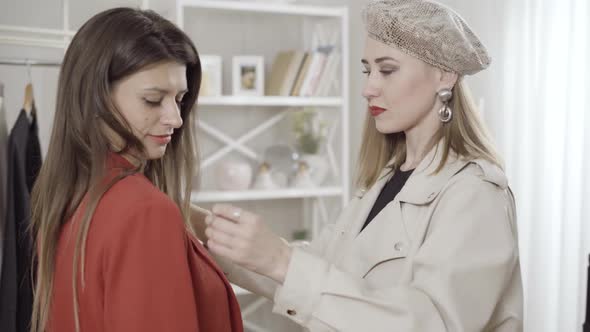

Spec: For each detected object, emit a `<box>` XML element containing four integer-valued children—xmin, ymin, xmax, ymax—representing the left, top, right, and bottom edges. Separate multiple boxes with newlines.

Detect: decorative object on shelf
<box><xmin>263</xmin><ymin>144</ymin><xmax>299</xmax><ymax>187</ymax></box>
<box><xmin>200</xmin><ymin>55</ymin><xmax>223</xmax><ymax>97</ymax></box>
<box><xmin>292</xmin><ymin>108</ymin><xmax>329</xmax><ymax>185</ymax></box>
<box><xmin>291</xmin><ymin>161</ymin><xmax>315</xmax><ymax>188</ymax></box>
<box><xmin>251</xmin><ymin>162</ymin><xmax>280</xmax><ymax>190</ymax></box>
<box><xmin>215</xmin><ymin>159</ymin><xmax>253</xmax><ymax>191</ymax></box>
<box><xmin>300</xmin><ymin>153</ymin><xmax>329</xmax><ymax>185</ymax></box>
<box><xmin>232</xmin><ymin>56</ymin><xmax>264</xmax><ymax>96</ymax></box>
<box><xmin>292</xmin><ymin>229</ymin><xmax>309</xmax><ymax>241</ymax></box>
<box><xmin>293</xmin><ymin>107</ymin><xmax>326</xmax><ymax>154</ymax></box>
<box><xmin>291</xmin><ymin>229</ymin><xmax>310</xmax><ymax>247</ymax></box>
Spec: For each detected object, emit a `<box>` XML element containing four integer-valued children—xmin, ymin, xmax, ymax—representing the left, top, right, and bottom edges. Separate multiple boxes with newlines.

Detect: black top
<box><xmin>360</xmin><ymin>168</ymin><xmax>414</xmax><ymax>233</ymax></box>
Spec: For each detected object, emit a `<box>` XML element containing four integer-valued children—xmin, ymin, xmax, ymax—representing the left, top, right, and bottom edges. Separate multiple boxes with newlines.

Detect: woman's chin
<box><xmin>145</xmin><ymin>146</ymin><xmax>167</xmax><ymax>160</ymax></box>
<box><xmin>375</xmin><ymin>121</ymin><xmax>403</xmax><ymax>135</ymax></box>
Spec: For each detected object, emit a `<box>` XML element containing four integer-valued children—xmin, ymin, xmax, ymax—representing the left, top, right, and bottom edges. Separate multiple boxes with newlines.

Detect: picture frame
<box><xmin>200</xmin><ymin>55</ymin><xmax>222</xmax><ymax>97</ymax></box>
<box><xmin>232</xmin><ymin>56</ymin><xmax>264</xmax><ymax>96</ymax></box>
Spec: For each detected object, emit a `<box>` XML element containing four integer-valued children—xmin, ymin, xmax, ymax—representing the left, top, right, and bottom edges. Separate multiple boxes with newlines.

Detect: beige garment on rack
<box><xmin>0</xmin><ymin>82</ymin><xmax>7</xmax><ymax>276</ymax></box>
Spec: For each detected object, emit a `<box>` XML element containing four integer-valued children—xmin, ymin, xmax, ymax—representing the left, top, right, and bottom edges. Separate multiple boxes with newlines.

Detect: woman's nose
<box><xmin>162</xmin><ymin>101</ymin><xmax>183</xmax><ymax>129</ymax></box>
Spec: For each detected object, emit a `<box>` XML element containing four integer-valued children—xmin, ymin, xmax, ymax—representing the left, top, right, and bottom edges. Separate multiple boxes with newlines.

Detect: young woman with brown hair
<box><xmin>30</xmin><ymin>8</ymin><xmax>243</xmax><ymax>332</ymax></box>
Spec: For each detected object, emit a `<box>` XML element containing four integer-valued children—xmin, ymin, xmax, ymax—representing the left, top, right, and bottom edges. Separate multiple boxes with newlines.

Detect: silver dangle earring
<box><xmin>437</xmin><ymin>88</ymin><xmax>453</xmax><ymax>123</ymax></box>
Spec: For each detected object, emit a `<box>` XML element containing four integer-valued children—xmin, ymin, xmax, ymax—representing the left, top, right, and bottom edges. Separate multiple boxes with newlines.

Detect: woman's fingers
<box><xmin>206</xmin><ymin>219</ymin><xmax>250</xmax><ymax>265</ymax></box>
<box><xmin>207</xmin><ymin>214</ymin><xmax>243</xmax><ymax>237</ymax></box>
<box><xmin>189</xmin><ymin>204</ymin><xmax>211</xmax><ymax>242</ymax></box>
<box><xmin>207</xmin><ymin>239</ymin><xmax>238</xmax><ymax>262</ymax></box>
<box><xmin>212</xmin><ymin>203</ymin><xmax>259</xmax><ymax>225</ymax></box>
<box><xmin>205</xmin><ymin>222</ymin><xmax>238</xmax><ymax>249</ymax></box>
<box><xmin>211</xmin><ymin>204</ymin><xmax>239</xmax><ymax>222</ymax></box>
<box><xmin>205</xmin><ymin>204</ymin><xmax>291</xmax><ymax>282</ymax></box>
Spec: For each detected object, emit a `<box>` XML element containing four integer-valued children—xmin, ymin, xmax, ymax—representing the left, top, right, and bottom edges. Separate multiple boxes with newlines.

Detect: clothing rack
<box><xmin>0</xmin><ymin>58</ymin><xmax>61</xmax><ymax>67</ymax></box>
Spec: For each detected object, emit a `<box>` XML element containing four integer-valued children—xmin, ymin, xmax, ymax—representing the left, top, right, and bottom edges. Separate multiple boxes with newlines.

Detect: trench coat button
<box><xmin>287</xmin><ymin>309</ymin><xmax>297</xmax><ymax>316</ymax></box>
<box><xmin>394</xmin><ymin>242</ymin><xmax>405</xmax><ymax>251</ymax></box>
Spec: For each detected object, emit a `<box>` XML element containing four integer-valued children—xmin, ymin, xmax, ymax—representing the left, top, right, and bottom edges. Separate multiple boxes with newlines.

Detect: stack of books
<box><xmin>266</xmin><ymin>48</ymin><xmax>341</xmax><ymax>97</ymax></box>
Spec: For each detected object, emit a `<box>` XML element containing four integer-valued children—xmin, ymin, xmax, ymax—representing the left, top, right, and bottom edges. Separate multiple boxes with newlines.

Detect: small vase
<box><xmin>216</xmin><ymin>160</ymin><xmax>253</xmax><ymax>191</ymax></box>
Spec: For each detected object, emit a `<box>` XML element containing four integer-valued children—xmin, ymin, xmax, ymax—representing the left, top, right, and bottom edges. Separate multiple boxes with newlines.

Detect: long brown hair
<box><xmin>356</xmin><ymin>79</ymin><xmax>501</xmax><ymax>189</ymax></box>
<box><xmin>30</xmin><ymin>8</ymin><xmax>201</xmax><ymax>332</ymax></box>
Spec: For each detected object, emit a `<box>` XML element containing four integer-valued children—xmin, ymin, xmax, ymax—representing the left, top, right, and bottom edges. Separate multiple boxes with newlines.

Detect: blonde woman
<box><xmin>30</xmin><ymin>8</ymin><xmax>242</xmax><ymax>332</ymax></box>
<box><xmin>196</xmin><ymin>0</ymin><xmax>523</xmax><ymax>330</ymax></box>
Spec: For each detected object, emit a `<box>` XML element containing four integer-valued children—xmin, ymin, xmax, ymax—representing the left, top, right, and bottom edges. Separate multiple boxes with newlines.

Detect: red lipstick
<box><xmin>369</xmin><ymin>105</ymin><xmax>386</xmax><ymax>117</ymax></box>
<box><xmin>149</xmin><ymin>135</ymin><xmax>172</xmax><ymax>145</ymax></box>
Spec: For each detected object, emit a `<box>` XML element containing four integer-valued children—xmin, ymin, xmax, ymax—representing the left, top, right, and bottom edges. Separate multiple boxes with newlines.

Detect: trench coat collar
<box><xmin>356</xmin><ymin>142</ymin><xmax>507</xmax><ymax>205</ymax></box>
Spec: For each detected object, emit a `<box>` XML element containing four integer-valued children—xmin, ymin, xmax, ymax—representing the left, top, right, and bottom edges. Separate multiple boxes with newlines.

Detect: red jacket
<box><xmin>47</xmin><ymin>154</ymin><xmax>243</xmax><ymax>331</ymax></box>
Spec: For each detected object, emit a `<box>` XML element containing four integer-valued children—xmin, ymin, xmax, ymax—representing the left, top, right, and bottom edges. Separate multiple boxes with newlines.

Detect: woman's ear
<box><xmin>438</xmin><ymin>69</ymin><xmax>459</xmax><ymax>90</ymax></box>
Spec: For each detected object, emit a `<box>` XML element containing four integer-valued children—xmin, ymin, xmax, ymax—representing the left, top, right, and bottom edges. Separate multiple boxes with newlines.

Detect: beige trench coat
<box><xmin>218</xmin><ymin>143</ymin><xmax>523</xmax><ymax>331</ymax></box>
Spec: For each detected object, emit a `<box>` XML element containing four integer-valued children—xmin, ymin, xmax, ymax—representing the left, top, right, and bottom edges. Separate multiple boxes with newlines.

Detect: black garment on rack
<box><xmin>0</xmin><ymin>108</ymin><xmax>42</xmax><ymax>332</ymax></box>
<box><xmin>584</xmin><ymin>254</ymin><xmax>590</xmax><ymax>332</ymax></box>
<box><xmin>360</xmin><ymin>168</ymin><xmax>414</xmax><ymax>233</ymax></box>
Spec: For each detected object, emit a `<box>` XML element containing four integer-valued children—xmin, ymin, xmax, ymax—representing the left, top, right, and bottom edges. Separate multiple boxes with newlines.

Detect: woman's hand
<box><xmin>205</xmin><ymin>204</ymin><xmax>292</xmax><ymax>284</ymax></box>
<box><xmin>189</xmin><ymin>204</ymin><xmax>211</xmax><ymax>242</ymax></box>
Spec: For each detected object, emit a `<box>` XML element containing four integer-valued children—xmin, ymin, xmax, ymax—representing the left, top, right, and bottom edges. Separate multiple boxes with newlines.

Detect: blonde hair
<box><xmin>355</xmin><ymin>78</ymin><xmax>502</xmax><ymax>189</ymax></box>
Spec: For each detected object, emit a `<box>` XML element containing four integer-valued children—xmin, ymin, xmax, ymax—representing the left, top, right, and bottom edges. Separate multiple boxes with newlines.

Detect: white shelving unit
<box><xmin>177</xmin><ymin>2</ymin><xmax>349</xmax><ymax>331</ymax></box>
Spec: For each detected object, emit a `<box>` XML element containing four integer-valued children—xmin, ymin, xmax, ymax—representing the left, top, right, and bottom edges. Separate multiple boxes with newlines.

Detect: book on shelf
<box><xmin>265</xmin><ymin>50</ymin><xmax>306</xmax><ymax>96</ymax></box>
<box><xmin>290</xmin><ymin>53</ymin><xmax>311</xmax><ymax>96</ymax></box>
<box><xmin>298</xmin><ymin>52</ymin><xmax>327</xmax><ymax>97</ymax></box>
<box><xmin>315</xmin><ymin>52</ymin><xmax>340</xmax><ymax>97</ymax></box>
<box><xmin>265</xmin><ymin>46</ymin><xmax>340</xmax><ymax>98</ymax></box>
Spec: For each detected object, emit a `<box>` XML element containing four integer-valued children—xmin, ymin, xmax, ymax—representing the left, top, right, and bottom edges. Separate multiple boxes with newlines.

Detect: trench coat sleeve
<box><xmin>214</xmin><ymin>222</ymin><xmax>339</xmax><ymax>300</ymax></box>
<box><xmin>271</xmin><ymin>175</ymin><xmax>521</xmax><ymax>331</ymax></box>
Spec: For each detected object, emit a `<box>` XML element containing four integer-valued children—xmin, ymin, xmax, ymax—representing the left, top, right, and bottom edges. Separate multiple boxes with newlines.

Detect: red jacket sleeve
<box><xmin>102</xmin><ymin>197</ymin><xmax>199</xmax><ymax>331</ymax></box>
